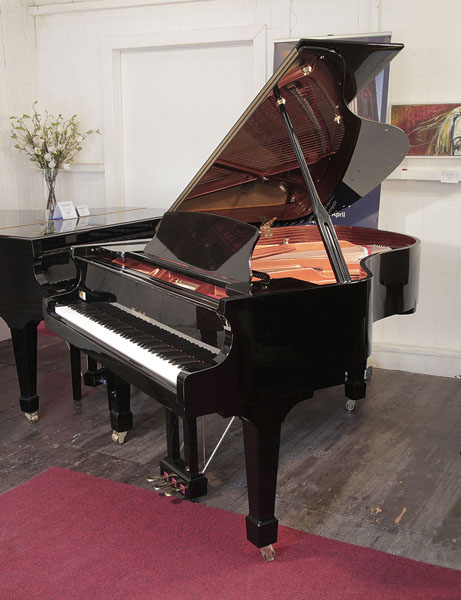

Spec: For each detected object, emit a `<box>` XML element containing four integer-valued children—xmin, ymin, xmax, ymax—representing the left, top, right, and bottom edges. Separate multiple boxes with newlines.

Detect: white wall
<box><xmin>0</xmin><ymin>0</ymin><xmax>40</xmax><ymax>341</ymax></box>
<box><xmin>369</xmin><ymin>0</ymin><xmax>461</xmax><ymax>377</ymax></box>
<box><xmin>2</xmin><ymin>0</ymin><xmax>460</xmax><ymax>376</ymax></box>
<box><xmin>0</xmin><ymin>0</ymin><xmax>41</xmax><ymax>211</ymax></box>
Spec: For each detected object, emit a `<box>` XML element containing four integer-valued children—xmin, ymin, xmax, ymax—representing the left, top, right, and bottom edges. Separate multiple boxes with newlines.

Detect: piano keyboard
<box><xmin>54</xmin><ymin>302</ymin><xmax>218</xmax><ymax>387</ymax></box>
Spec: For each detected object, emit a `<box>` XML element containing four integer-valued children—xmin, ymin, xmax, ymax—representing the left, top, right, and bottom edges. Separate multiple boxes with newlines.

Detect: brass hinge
<box><xmin>260</xmin><ymin>217</ymin><xmax>277</xmax><ymax>238</ymax></box>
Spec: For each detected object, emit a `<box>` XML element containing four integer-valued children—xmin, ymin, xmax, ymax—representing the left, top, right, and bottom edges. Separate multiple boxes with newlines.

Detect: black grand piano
<box><xmin>0</xmin><ymin>207</ymin><xmax>162</xmax><ymax>422</ymax></box>
<box><xmin>44</xmin><ymin>40</ymin><xmax>419</xmax><ymax>560</ymax></box>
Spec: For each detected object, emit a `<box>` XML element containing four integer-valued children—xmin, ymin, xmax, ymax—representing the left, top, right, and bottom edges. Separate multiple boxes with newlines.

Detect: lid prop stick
<box><xmin>273</xmin><ymin>84</ymin><xmax>351</xmax><ymax>284</ymax></box>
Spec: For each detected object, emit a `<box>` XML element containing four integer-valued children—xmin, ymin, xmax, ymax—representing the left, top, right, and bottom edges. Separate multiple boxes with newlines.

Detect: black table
<box><xmin>0</xmin><ymin>207</ymin><xmax>164</xmax><ymax>421</ymax></box>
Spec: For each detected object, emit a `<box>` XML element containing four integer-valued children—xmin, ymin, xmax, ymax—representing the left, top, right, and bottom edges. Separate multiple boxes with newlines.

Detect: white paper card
<box><xmin>76</xmin><ymin>204</ymin><xmax>91</xmax><ymax>217</ymax></box>
<box><xmin>53</xmin><ymin>201</ymin><xmax>78</xmax><ymax>220</ymax></box>
<box><xmin>440</xmin><ymin>170</ymin><xmax>459</xmax><ymax>184</ymax></box>
<box><xmin>54</xmin><ymin>218</ymin><xmax>78</xmax><ymax>233</ymax></box>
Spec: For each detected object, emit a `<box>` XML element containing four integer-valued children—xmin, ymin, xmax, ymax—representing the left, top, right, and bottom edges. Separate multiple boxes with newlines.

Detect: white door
<box><xmin>121</xmin><ymin>42</ymin><xmax>257</xmax><ymax>209</ymax></box>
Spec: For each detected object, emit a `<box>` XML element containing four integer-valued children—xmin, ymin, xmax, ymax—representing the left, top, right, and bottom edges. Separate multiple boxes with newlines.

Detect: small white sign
<box><xmin>54</xmin><ymin>218</ymin><xmax>78</xmax><ymax>233</ymax></box>
<box><xmin>76</xmin><ymin>204</ymin><xmax>91</xmax><ymax>217</ymax></box>
<box><xmin>53</xmin><ymin>201</ymin><xmax>78</xmax><ymax>220</ymax></box>
<box><xmin>440</xmin><ymin>170</ymin><xmax>460</xmax><ymax>184</ymax></box>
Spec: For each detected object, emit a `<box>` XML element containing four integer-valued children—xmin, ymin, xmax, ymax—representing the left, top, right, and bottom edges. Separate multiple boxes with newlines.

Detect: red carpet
<box><xmin>38</xmin><ymin>322</ymin><xmax>56</xmax><ymax>336</ymax></box>
<box><xmin>1</xmin><ymin>468</ymin><xmax>460</xmax><ymax>600</ymax></box>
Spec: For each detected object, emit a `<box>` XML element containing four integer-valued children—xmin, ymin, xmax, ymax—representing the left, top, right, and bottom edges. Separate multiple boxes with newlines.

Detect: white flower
<box><xmin>67</xmin><ymin>127</ymin><xmax>73</xmax><ymax>136</ymax></box>
<box><xmin>57</xmin><ymin>144</ymin><xmax>64</xmax><ymax>151</ymax></box>
<box><xmin>62</xmin><ymin>163</ymin><xmax>71</xmax><ymax>170</ymax></box>
<box><xmin>44</xmin><ymin>153</ymin><xmax>51</xmax><ymax>161</ymax></box>
<box><xmin>33</xmin><ymin>136</ymin><xmax>43</xmax><ymax>146</ymax></box>
<box><xmin>48</xmin><ymin>159</ymin><xmax>56</xmax><ymax>168</ymax></box>
<box><xmin>47</xmin><ymin>145</ymin><xmax>56</xmax><ymax>153</ymax></box>
<box><xmin>57</xmin><ymin>125</ymin><xmax>64</xmax><ymax>134</ymax></box>
<box><xmin>35</xmin><ymin>147</ymin><xmax>42</xmax><ymax>154</ymax></box>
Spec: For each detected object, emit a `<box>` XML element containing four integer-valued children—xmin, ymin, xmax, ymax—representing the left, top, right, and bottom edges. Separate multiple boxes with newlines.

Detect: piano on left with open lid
<box><xmin>44</xmin><ymin>39</ymin><xmax>420</xmax><ymax>560</ymax></box>
<box><xmin>0</xmin><ymin>207</ymin><xmax>163</xmax><ymax>422</ymax></box>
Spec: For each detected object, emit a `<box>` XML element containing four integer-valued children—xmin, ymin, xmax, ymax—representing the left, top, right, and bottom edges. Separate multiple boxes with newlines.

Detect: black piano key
<box><xmin>68</xmin><ymin>300</ymin><xmax>217</xmax><ymax>370</ymax></box>
<box><xmin>132</xmin><ymin>337</ymin><xmax>163</xmax><ymax>348</ymax></box>
<box><xmin>146</xmin><ymin>344</ymin><xmax>175</xmax><ymax>354</ymax></box>
<box><xmin>162</xmin><ymin>352</ymin><xmax>187</xmax><ymax>363</ymax></box>
<box><xmin>177</xmin><ymin>358</ymin><xmax>203</xmax><ymax>366</ymax></box>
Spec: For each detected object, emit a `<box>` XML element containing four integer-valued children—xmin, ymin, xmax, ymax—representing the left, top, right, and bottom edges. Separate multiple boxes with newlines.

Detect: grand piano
<box><xmin>44</xmin><ymin>40</ymin><xmax>420</xmax><ymax>560</ymax></box>
<box><xmin>0</xmin><ymin>207</ymin><xmax>162</xmax><ymax>422</ymax></box>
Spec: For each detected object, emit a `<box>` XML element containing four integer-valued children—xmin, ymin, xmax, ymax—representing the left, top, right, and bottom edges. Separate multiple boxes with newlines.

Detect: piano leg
<box><xmin>159</xmin><ymin>412</ymin><xmax>208</xmax><ymax>499</ymax></box>
<box><xmin>69</xmin><ymin>345</ymin><xmax>82</xmax><ymax>402</ymax></box>
<box><xmin>183</xmin><ymin>416</ymin><xmax>206</xmax><ymax>495</ymax></box>
<box><xmin>344</xmin><ymin>360</ymin><xmax>367</xmax><ymax>411</ymax></box>
<box><xmin>11</xmin><ymin>321</ymin><xmax>40</xmax><ymax>422</ymax></box>
<box><xmin>241</xmin><ymin>405</ymin><xmax>282</xmax><ymax>556</ymax></box>
<box><xmin>166</xmin><ymin>410</ymin><xmax>181</xmax><ymax>461</ymax></box>
<box><xmin>106</xmin><ymin>370</ymin><xmax>132</xmax><ymax>444</ymax></box>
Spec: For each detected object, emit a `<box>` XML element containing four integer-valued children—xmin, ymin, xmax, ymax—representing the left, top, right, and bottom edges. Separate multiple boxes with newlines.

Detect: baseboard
<box><xmin>370</xmin><ymin>343</ymin><xmax>461</xmax><ymax>379</ymax></box>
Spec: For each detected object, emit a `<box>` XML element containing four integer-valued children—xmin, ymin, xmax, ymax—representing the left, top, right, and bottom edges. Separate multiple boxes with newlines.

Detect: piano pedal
<box><xmin>163</xmin><ymin>484</ymin><xmax>177</xmax><ymax>496</ymax></box>
<box><xmin>147</xmin><ymin>471</ymin><xmax>177</xmax><ymax>484</ymax></box>
<box><xmin>149</xmin><ymin>469</ymin><xmax>188</xmax><ymax>496</ymax></box>
<box><xmin>153</xmin><ymin>480</ymin><xmax>174</xmax><ymax>491</ymax></box>
<box><xmin>164</xmin><ymin>481</ymin><xmax>189</xmax><ymax>497</ymax></box>
<box><xmin>151</xmin><ymin>471</ymin><xmax>181</xmax><ymax>491</ymax></box>
<box><xmin>111</xmin><ymin>430</ymin><xmax>127</xmax><ymax>444</ymax></box>
<box><xmin>24</xmin><ymin>411</ymin><xmax>39</xmax><ymax>423</ymax></box>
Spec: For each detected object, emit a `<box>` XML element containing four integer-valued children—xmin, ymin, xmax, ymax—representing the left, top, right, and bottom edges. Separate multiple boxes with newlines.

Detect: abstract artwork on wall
<box><xmin>391</xmin><ymin>104</ymin><xmax>461</xmax><ymax>156</ymax></box>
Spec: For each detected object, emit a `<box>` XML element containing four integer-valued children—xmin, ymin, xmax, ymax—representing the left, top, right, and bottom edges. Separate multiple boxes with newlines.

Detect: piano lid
<box><xmin>169</xmin><ymin>39</ymin><xmax>408</xmax><ymax>225</ymax></box>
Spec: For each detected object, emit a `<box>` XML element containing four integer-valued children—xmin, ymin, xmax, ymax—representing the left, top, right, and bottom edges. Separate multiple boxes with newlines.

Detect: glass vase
<box><xmin>43</xmin><ymin>169</ymin><xmax>59</xmax><ymax>218</ymax></box>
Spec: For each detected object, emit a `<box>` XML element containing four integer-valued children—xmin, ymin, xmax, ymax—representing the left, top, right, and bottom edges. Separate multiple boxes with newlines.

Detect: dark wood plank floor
<box><xmin>1</xmin><ymin>331</ymin><xmax>460</xmax><ymax>569</ymax></box>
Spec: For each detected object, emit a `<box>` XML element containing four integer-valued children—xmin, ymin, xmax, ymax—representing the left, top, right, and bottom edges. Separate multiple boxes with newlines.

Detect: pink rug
<box><xmin>1</xmin><ymin>468</ymin><xmax>459</xmax><ymax>599</ymax></box>
<box><xmin>38</xmin><ymin>322</ymin><xmax>56</xmax><ymax>336</ymax></box>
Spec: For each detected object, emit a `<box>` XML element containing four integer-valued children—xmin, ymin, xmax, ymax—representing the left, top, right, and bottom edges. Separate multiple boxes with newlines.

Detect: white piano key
<box><xmin>54</xmin><ymin>305</ymin><xmax>181</xmax><ymax>386</ymax></box>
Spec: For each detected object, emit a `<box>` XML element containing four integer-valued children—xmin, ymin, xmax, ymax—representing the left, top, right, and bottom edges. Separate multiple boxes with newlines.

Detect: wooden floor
<box><xmin>0</xmin><ymin>331</ymin><xmax>460</xmax><ymax>570</ymax></box>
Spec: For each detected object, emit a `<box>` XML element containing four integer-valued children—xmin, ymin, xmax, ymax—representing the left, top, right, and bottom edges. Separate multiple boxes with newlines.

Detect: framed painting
<box><xmin>391</xmin><ymin>103</ymin><xmax>461</xmax><ymax>156</ymax></box>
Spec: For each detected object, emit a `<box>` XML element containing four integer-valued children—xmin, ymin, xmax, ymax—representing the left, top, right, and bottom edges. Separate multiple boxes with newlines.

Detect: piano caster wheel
<box><xmin>260</xmin><ymin>544</ymin><xmax>276</xmax><ymax>562</ymax></box>
<box><xmin>364</xmin><ymin>366</ymin><xmax>373</xmax><ymax>381</ymax></box>
<box><xmin>25</xmin><ymin>411</ymin><xmax>39</xmax><ymax>423</ymax></box>
<box><xmin>345</xmin><ymin>399</ymin><xmax>356</xmax><ymax>412</ymax></box>
<box><xmin>111</xmin><ymin>430</ymin><xmax>127</xmax><ymax>444</ymax></box>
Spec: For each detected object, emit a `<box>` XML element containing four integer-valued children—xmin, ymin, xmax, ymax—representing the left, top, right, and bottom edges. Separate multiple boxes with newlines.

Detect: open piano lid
<box><xmin>167</xmin><ymin>39</ymin><xmax>408</xmax><ymax>224</ymax></box>
<box><xmin>144</xmin><ymin>39</ymin><xmax>408</xmax><ymax>284</ymax></box>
